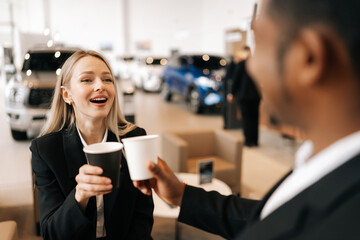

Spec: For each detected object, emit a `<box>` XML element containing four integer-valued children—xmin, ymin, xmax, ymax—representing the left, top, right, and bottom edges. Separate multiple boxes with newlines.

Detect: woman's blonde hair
<box><xmin>40</xmin><ymin>50</ymin><xmax>136</xmax><ymax>140</ymax></box>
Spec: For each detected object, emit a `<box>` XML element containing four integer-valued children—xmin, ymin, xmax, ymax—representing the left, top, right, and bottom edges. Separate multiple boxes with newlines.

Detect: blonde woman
<box><xmin>30</xmin><ymin>50</ymin><xmax>153</xmax><ymax>240</ymax></box>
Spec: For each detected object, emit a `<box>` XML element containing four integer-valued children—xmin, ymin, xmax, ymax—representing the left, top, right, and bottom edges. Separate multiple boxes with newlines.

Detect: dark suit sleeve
<box><xmin>178</xmin><ymin>185</ymin><xmax>259</xmax><ymax>239</ymax></box>
<box><xmin>224</xmin><ymin>61</ymin><xmax>235</xmax><ymax>81</ymax></box>
<box><xmin>123</xmin><ymin>127</ymin><xmax>154</xmax><ymax>239</ymax></box>
<box><xmin>230</xmin><ymin>61</ymin><xmax>245</xmax><ymax>97</ymax></box>
<box><xmin>31</xmin><ymin>139</ymin><xmax>95</xmax><ymax>240</ymax></box>
<box><xmin>239</xmin><ymin>65</ymin><xmax>261</xmax><ymax>102</ymax></box>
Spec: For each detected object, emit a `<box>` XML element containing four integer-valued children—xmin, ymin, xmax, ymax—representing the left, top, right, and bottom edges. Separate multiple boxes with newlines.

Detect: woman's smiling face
<box><xmin>62</xmin><ymin>55</ymin><xmax>115</xmax><ymax>124</ymax></box>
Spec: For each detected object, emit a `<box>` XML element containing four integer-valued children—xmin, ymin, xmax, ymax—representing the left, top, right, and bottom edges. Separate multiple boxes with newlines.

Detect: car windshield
<box><xmin>191</xmin><ymin>55</ymin><xmax>226</xmax><ymax>70</ymax></box>
<box><xmin>22</xmin><ymin>51</ymin><xmax>75</xmax><ymax>72</ymax></box>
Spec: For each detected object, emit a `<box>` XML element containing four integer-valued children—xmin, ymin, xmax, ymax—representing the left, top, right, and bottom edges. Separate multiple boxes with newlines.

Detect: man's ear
<box><xmin>294</xmin><ymin>28</ymin><xmax>327</xmax><ymax>87</ymax></box>
<box><xmin>61</xmin><ymin>86</ymin><xmax>73</xmax><ymax>105</ymax></box>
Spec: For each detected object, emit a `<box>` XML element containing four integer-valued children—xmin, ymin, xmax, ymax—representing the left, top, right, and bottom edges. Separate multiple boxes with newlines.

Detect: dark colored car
<box><xmin>161</xmin><ymin>54</ymin><xmax>227</xmax><ymax>113</ymax></box>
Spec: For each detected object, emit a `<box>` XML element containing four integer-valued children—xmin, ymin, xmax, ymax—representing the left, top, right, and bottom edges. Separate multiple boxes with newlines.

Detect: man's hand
<box><xmin>133</xmin><ymin>158</ymin><xmax>185</xmax><ymax>207</ymax></box>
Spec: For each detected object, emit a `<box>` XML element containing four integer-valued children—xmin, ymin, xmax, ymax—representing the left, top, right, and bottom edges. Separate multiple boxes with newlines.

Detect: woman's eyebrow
<box><xmin>79</xmin><ymin>71</ymin><xmax>94</xmax><ymax>75</ymax></box>
<box><xmin>79</xmin><ymin>71</ymin><xmax>111</xmax><ymax>75</ymax></box>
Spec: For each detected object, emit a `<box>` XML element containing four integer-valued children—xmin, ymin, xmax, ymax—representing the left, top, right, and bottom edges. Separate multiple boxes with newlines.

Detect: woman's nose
<box><xmin>94</xmin><ymin>79</ymin><xmax>104</xmax><ymax>91</ymax></box>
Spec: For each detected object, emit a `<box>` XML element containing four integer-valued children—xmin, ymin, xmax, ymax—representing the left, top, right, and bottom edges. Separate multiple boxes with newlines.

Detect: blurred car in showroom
<box><xmin>131</xmin><ymin>56</ymin><xmax>168</xmax><ymax>92</ymax></box>
<box><xmin>161</xmin><ymin>54</ymin><xmax>227</xmax><ymax>113</ymax></box>
<box><xmin>4</xmin><ymin>47</ymin><xmax>78</xmax><ymax>140</ymax></box>
<box><xmin>118</xmin><ymin>56</ymin><xmax>135</xmax><ymax>80</ymax></box>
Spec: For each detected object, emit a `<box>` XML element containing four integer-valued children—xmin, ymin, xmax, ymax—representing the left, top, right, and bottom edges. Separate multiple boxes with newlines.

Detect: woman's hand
<box><xmin>133</xmin><ymin>158</ymin><xmax>185</xmax><ymax>207</ymax></box>
<box><xmin>75</xmin><ymin>164</ymin><xmax>113</xmax><ymax>211</ymax></box>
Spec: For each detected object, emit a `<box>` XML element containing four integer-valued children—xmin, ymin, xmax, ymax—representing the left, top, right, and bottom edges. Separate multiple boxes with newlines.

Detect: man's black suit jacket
<box><xmin>231</xmin><ymin>60</ymin><xmax>261</xmax><ymax>104</ymax></box>
<box><xmin>179</xmin><ymin>154</ymin><xmax>360</xmax><ymax>239</ymax></box>
<box><xmin>30</xmin><ymin>126</ymin><xmax>154</xmax><ymax>240</ymax></box>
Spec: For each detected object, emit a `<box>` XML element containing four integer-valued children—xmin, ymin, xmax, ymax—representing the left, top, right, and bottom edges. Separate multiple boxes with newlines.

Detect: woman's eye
<box><xmin>104</xmin><ymin>79</ymin><xmax>113</xmax><ymax>83</ymax></box>
<box><xmin>81</xmin><ymin>79</ymin><xmax>91</xmax><ymax>83</ymax></box>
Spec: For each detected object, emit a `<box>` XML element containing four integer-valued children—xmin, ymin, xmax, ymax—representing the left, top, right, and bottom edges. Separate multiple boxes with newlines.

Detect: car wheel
<box><xmin>188</xmin><ymin>88</ymin><xmax>202</xmax><ymax>113</ymax></box>
<box><xmin>11</xmin><ymin>129</ymin><xmax>28</xmax><ymax>141</ymax></box>
<box><xmin>161</xmin><ymin>82</ymin><xmax>172</xmax><ymax>101</ymax></box>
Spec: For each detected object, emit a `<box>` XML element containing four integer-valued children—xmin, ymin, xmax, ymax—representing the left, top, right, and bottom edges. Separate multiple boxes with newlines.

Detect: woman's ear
<box><xmin>61</xmin><ymin>86</ymin><xmax>73</xmax><ymax>105</ymax></box>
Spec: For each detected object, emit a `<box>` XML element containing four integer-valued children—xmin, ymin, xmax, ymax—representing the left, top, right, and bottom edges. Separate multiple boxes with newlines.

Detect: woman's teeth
<box><xmin>90</xmin><ymin>98</ymin><xmax>107</xmax><ymax>103</ymax></box>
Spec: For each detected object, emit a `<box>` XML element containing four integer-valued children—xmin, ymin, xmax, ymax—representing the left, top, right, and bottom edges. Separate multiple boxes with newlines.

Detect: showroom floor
<box><xmin>0</xmin><ymin>73</ymin><xmax>302</xmax><ymax>239</ymax></box>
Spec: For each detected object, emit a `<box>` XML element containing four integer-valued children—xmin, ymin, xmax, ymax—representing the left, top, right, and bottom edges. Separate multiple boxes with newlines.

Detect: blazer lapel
<box><xmin>247</xmin><ymin>170</ymin><xmax>293</xmax><ymax>225</ymax></box>
<box><xmin>62</xmin><ymin>128</ymin><xmax>88</xmax><ymax>190</ymax></box>
<box><xmin>238</xmin><ymin>154</ymin><xmax>360</xmax><ymax>240</ymax></box>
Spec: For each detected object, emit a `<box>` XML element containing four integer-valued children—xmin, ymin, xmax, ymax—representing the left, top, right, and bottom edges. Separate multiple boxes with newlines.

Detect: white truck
<box><xmin>4</xmin><ymin>47</ymin><xmax>78</xmax><ymax>140</ymax></box>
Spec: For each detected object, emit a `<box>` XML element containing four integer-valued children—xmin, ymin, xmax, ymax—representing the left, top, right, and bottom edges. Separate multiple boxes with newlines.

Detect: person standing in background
<box><xmin>222</xmin><ymin>51</ymin><xmax>243</xmax><ymax>129</ymax></box>
<box><xmin>227</xmin><ymin>46</ymin><xmax>261</xmax><ymax>147</ymax></box>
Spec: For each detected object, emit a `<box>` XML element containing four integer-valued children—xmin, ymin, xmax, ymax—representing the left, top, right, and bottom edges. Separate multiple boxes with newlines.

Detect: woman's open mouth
<box><xmin>90</xmin><ymin>97</ymin><xmax>108</xmax><ymax>104</ymax></box>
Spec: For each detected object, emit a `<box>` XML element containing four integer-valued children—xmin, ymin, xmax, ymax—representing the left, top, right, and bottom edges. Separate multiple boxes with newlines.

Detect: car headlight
<box><xmin>196</xmin><ymin>76</ymin><xmax>217</xmax><ymax>89</ymax></box>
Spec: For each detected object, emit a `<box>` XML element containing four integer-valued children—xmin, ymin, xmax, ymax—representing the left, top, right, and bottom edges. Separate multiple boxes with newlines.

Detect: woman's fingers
<box><xmin>77</xmin><ymin>182</ymin><xmax>113</xmax><ymax>192</ymax></box>
<box><xmin>75</xmin><ymin>164</ymin><xmax>114</xmax><ymax>201</ymax></box>
<box><xmin>79</xmin><ymin>164</ymin><xmax>103</xmax><ymax>175</ymax></box>
<box><xmin>76</xmin><ymin>174</ymin><xmax>111</xmax><ymax>185</ymax></box>
<box><xmin>76</xmin><ymin>184</ymin><xmax>112</xmax><ymax>199</ymax></box>
<box><xmin>76</xmin><ymin>164</ymin><xmax>111</xmax><ymax>185</ymax></box>
<box><xmin>78</xmin><ymin>189</ymin><xmax>112</xmax><ymax>197</ymax></box>
<box><xmin>75</xmin><ymin>164</ymin><xmax>114</xmax><ymax>206</ymax></box>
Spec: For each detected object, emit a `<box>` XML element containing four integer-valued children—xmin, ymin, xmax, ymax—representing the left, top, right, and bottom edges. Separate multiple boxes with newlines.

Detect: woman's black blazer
<box><xmin>30</xmin><ymin>126</ymin><xmax>154</xmax><ymax>240</ymax></box>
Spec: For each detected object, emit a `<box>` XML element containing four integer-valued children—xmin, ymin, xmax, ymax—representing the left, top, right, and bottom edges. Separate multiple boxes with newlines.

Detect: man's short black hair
<box><xmin>267</xmin><ymin>0</ymin><xmax>360</xmax><ymax>79</ymax></box>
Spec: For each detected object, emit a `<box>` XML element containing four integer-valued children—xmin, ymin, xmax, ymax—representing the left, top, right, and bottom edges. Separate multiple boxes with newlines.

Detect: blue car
<box><xmin>161</xmin><ymin>54</ymin><xmax>227</xmax><ymax>113</ymax></box>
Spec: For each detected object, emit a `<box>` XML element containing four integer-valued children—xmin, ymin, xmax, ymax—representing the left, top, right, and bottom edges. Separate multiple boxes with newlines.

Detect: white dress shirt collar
<box><xmin>76</xmin><ymin>126</ymin><xmax>108</xmax><ymax>147</ymax></box>
<box><xmin>260</xmin><ymin>130</ymin><xmax>360</xmax><ymax>220</ymax></box>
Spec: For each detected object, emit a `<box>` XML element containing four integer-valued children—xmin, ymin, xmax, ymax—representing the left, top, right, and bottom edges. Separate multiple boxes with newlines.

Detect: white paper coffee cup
<box><xmin>122</xmin><ymin>135</ymin><xmax>158</xmax><ymax>180</ymax></box>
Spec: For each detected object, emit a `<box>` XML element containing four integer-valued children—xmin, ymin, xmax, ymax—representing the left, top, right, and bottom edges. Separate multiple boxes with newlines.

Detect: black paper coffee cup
<box><xmin>83</xmin><ymin>142</ymin><xmax>123</xmax><ymax>188</ymax></box>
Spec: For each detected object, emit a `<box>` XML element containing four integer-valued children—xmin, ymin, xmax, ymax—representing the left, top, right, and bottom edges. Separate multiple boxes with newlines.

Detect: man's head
<box><xmin>267</xmin><ymin>0</ymin><xmax>360</xmax><ymax>77</ymax></box>
<box><xmin>233</xmin><ymin>46</ymin><xmax>251</xmax><ymax>63</ymax></box>
<box><xmin>248</xmin><ymin>0</ymin><xmax>360</xmax><ymax>131</ymax></box>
